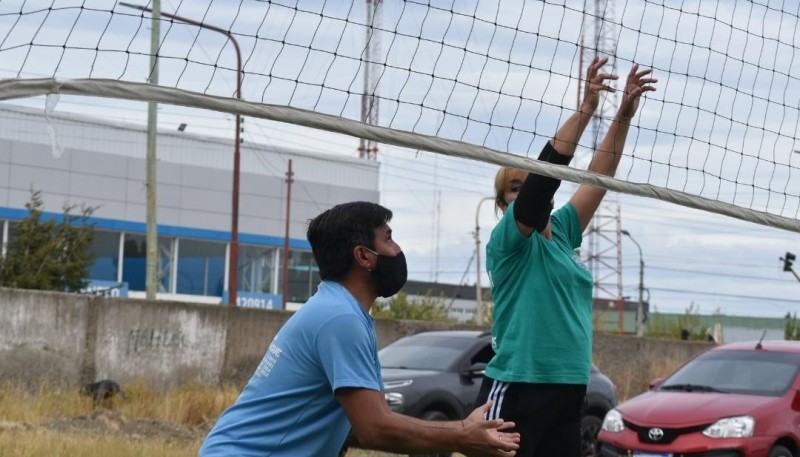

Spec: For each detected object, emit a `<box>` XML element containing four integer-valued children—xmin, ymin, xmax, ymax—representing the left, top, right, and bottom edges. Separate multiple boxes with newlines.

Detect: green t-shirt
<box><xmin>485</xmin><ymin>201</ymin><xmax>593</xmax><ymax>384</ymax></box>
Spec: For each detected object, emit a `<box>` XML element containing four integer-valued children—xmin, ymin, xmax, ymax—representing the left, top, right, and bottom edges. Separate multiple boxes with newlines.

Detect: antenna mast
<box><xmin>358</xmin><ymin>0</ymin><xmax>382</xmax><ymax>160</ymax></box>
<box><xmin>581</xmin><ymin>0</ymin><xmax>625</xmax><ymax>333</ymax></box>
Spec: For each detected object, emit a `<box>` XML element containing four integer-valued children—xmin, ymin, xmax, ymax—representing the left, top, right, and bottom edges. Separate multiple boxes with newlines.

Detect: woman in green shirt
<box><xmin>476</xmin><ymin>56</ymin><xmax>657</xmax><ymax>457</ymax></box>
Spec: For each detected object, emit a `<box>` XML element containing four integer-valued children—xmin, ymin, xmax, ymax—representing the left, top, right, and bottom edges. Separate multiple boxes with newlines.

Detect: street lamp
<box><xmin>621</xmin><ymin>230</ymin><xmax>645</xmax><ymax>337</ymax></box>
<box><xmin>121</xmin><ymin>3</ymin><xmax>244</xmax><ymax>306</ymax></box>
<box><xmin>474</xmin><ymin>196</ymin><xmax>494</xmax><ymax>325</ymax></box>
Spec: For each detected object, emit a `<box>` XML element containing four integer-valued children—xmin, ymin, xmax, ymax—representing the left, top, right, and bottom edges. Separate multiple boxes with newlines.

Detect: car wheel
<box><xmin>409</xmin><ymin>410</ymin><xmax>452</xmax><ymax>457</ymax></box>
<box><xmin>768</xmin><ymin>445</ymin><xmax>794</xmax><ymax>457</ymax></box>
<box><xmin>580</xmin><ymin>414</ymin><xmax>603</xmax><ymax>457</ymax></box>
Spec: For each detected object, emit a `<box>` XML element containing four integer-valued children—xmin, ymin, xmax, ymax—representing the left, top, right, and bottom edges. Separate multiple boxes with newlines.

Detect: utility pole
<box><xmin>282</xmin><ymin>160</ymin><xmax>294</xmax><ymax>310</ymax></box>
<box><xmin>121</xmin><ymin>2</ymin><xmax>243</xmax><ymax>305</ymax></box>
<box><xmin>474</xmin><ymin>196</ymin><xmax>493</xmax><ymax>325</ymax></box>
<box><xmin>145</xmin><ymin>0</ymin><xmax>160</xmax><ymax>300</ymax></box>
<box><xmin>622</xmin><ymin>230</ymin><xmax>645</xmax><ymax>336</ymax></box>
<box><xmin>781</xmin><ymin>252</ymin><xmax>800</xmax><ymax>282</ymax></box>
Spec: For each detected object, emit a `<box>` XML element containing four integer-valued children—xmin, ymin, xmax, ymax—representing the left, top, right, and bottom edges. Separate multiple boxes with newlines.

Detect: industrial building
<box><xmin>0</xmin><ymin>104</ymin><xmax>379</xmax><ymax>309</ymax></box>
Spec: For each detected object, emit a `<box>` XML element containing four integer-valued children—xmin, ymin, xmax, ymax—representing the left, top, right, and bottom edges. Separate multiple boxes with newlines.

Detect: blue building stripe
<box><xmin>0</xmin><ymin>206</ymin><xmax>311</xmax><ymax>250</ymax></box>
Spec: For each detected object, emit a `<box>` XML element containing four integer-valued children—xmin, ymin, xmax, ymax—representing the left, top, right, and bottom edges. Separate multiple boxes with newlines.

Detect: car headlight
<box><xmin>601</xmin><ymin>409</ymin><xmax>625</xmax><ymax>433</ymax></box>
<box><xmin>384</xmin><ymin>392</ymin><xmax>404</xmax><ymax>409</ymax></box>
<box><xmin>703</xmin><ymin>416</ymin><xmax>754</xmax><ymax>438</ymax></box>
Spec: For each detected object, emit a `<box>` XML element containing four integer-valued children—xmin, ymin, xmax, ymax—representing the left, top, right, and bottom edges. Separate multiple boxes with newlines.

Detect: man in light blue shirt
<box><xmin>199</xmin><ymin>201</ymin><xmax>520</xmax><ymax>457</ymax></box>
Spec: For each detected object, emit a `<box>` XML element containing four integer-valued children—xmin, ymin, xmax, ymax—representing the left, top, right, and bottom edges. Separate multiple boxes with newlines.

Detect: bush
<box><xmin>645</xmin><ymin>303</ymin><xmax>707</xmax><ymax>340</ymax></box>
<box><xmin>371</xmin><ymin>290</ymin><xmax>456</xmax><ymax>323</ymax></box>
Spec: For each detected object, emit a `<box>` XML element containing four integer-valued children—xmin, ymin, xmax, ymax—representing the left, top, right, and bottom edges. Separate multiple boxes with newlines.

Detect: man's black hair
<box><xmin>307</xmin><ymin>201</ymin><xmax>392</xmax><ymax>281</ymax></box>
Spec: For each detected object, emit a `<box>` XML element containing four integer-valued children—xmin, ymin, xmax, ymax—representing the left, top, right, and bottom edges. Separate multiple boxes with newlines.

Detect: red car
<box><xmin>597</xmin><ymin>340</ymin><xmax>800</xmax><ymax>457</ymax></box>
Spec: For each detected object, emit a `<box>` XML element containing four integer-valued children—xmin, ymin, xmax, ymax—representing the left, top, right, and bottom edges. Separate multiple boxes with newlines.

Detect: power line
<box><xmin>647</xmin><ymin>287</ymin><xmax>800</xmax><ymax>304</ymax></box>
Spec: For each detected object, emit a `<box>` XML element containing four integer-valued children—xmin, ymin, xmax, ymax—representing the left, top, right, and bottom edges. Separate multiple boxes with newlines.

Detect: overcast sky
<box><xmin>1</xmin><ymin>0</ymin><xmax>799</xmax><ymax>318</ymax></box>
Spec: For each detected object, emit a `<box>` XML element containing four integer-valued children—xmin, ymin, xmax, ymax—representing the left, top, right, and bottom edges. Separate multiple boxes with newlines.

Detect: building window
<box><xmin>238</xmin><ymin>245</ymin><xmax>276</xmax><ymax>294</ymax></box>
<box><xmin>87</xmin><ymin>230</ymin><xmax>121</xmax><ymax>281</ymax></box>
<box><xmin>176</xmin><ymin>239</ymin><xmax>225</xmax><ymax>296</ymax></box>
<box><xmin>278</xmin><ymin>250</ymin><xmax>320</xmax><ymax>303</ymax></box>
<box><xmin>122</xmin><ymin>234</ymin><xmax>174</xmax><ymax>293</ymax></box>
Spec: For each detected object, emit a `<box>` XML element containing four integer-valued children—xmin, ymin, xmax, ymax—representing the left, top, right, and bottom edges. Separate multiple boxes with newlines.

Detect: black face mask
<box><xmin>364</xmin><ymin>248</ymin><xmax>408</xmax><ymax>298</ymax></box>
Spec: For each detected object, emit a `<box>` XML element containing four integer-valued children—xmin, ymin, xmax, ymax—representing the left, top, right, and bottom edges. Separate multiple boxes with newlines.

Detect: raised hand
<box><xmin>581</xmin><ymin>56</ymin><xmax>618</xmax><ymax>114</ymax></box>
<box><xmin>460</xmin><ymin>401</ymin><xmax>520</xmax><ymax>457</ymax></box>
<box><xmin>617</xmin><ymin>63</ymin><xmax>657</xmax><ymax>121</ymax></box>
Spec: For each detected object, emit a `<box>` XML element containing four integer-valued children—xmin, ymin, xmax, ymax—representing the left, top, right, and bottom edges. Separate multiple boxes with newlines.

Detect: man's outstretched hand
<box><xmin>459</xmin><ymin>401</ymin><xmax>520</xmax><ymax>457</ymax></box>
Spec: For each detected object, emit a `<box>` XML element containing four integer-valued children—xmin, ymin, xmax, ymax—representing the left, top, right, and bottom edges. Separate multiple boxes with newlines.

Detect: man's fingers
<box><xmin>476</xmin><ymin>400</ymin><xmax>492</xmax><ymax>414</ymax></box>
<box><xmin>500</xmin><ymin>451</ymin><xmax>517</xmax><ymax>457</ymax></box>
<box><xmin>495</xmin><ymin>450</ymin><xmax>518</xmax><ymax>457</ymax></box>
<box><xmin>495</xmin><ymin>420</ymin><xmax>517</xmax><ymax>431</ymax></box>
<box><xmin>483</xmin><ymin>418</ymin><xmax>517</xmax><ymax>431</ymax></box>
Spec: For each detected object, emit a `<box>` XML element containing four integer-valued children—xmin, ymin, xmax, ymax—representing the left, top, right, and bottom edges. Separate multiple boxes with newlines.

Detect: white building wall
<box><xmin>0</xmin><ymin>103</ymin><xmax>379</xmax><ymax>241</ymax></box>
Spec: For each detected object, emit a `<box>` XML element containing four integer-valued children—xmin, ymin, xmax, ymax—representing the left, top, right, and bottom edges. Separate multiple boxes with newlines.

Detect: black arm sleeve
<box><xmin>513</xmin><ymin>141</ymin><xmax>574</xmax><ymax>232</ymax></box>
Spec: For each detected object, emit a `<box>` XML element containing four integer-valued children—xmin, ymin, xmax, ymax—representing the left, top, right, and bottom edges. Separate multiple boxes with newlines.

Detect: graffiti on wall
<box><xmin>127</xmin><ymin>328</ymin><xmax>186</xmax><ymax>355</ymax></box>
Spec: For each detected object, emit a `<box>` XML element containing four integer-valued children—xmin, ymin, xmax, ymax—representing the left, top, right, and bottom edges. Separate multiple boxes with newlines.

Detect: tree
<box><xmin>0</xmin><ymin>190</ymin><xmax>96</xmax><ymax>292</ymax></box>
<box><xmin>371</xmin><ymin>290</ymin><xmax>456</xmax><ymax>323</ymax></box>
<box><xmin>645</xmin><ymin>303</ymin><xmax>706</xmax><ymax>340</ymax></box>
<box><xmin>785</xmin><ymin>312</ymin><xmax>800</xmax><ymax>341</ymax></box>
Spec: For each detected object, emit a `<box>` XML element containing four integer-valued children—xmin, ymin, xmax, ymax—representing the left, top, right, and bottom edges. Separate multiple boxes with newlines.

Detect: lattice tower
<box><xmin>358</xmin><ymin>0</ymin><xmax>382</xmax><ymax>160</ymax></box>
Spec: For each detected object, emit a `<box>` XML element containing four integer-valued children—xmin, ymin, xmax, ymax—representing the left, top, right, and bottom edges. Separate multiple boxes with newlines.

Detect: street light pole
<box><xmin>621</xmin><ymin>230</ymin><xmax>645</xmax><ymax>337</ymax></box>
<box><xmin>120</xmin><ymin>3</ymin><xmax>243</xmax><ymax>305</ymax></box>
<box><xmin>474</xmin><ymin>196</ymin><xmax>494</xmax><ymax>325</ymax></box>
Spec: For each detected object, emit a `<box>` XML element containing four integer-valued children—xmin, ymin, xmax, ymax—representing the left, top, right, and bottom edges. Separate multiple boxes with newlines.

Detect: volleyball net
<box><xmin>0</xmin><ymin>0</ymin><xmax>798</xmax><ymax>231</ymax></box>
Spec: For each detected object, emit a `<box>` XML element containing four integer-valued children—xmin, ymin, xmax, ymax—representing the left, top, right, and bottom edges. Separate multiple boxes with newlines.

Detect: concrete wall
<box><xmin>0</xmin><ymin>288</ymin><xmax>712</xmax><ymax>398</ymax></box>
<box><xmin>0</xmin><ymin>288</ymin><xmax>89</xmax><ymax>385</ymax></box>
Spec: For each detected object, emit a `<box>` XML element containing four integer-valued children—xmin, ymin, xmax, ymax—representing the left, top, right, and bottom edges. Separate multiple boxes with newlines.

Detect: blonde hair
<box><xmin>493</xmin><ymin>166</ymin><xmax>526</xmax><ymax>215</ymax></box>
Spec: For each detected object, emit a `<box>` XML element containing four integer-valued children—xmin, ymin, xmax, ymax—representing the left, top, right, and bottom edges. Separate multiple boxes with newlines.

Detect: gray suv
<box><xmin>377</xmin><ymin>330</ymin><xmax>618</xmax><ymax>457</ymax></box>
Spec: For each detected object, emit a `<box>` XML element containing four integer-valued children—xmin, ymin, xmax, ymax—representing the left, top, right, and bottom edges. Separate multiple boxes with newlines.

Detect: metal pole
<box><xmin>622</xmin><ymin>230</ymin><xmax>645</xmax><ymax>337</ymax></box>
<box><xmin>637</xmin><ymin>255</ymin><xmax>645</xmax><ymax>337</ymax></box>
<box><xmin>145</xmin><ymin>0</ymin><xmax>160</xmax><ymax>301</ymax></box>
<box><xmin>120</xmin><ymin>2</ymin><xmax>243</xmax><ymax>305</ymax></box>
<box><xmin>474</xmin><ymin>197</ymin><xmax>493</xmax><ymax>325</ymax></box>
<box><xmin>282</xmin><ymin>160</ymin><xmax>294</xmax><ymax>310</ymax></box>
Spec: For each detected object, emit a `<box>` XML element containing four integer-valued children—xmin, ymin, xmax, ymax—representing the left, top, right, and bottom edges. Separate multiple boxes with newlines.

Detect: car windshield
<box><xmin>379</xmin><ymin>334</ymin><xmax>474</xmax><ymax>371</ymax></box>
<box><xmin>660</xmin><ymin>349</ymin><xmax>800</xmax><ymax>397</ymax></box>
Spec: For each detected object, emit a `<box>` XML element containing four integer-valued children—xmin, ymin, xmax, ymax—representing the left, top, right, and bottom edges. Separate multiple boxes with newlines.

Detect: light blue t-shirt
<box><xmin>485</xmin><ymin>202</ymin><xmax>594</xmax><ymax>384</ymax></box>
<box><xmin>198</xmin><ymin>281</ymin><xmax>383</xmax><ymax>457</ymax></box>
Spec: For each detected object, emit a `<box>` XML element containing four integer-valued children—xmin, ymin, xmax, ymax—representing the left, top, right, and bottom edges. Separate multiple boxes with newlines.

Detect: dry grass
<box><xmin>0</xmin><ymin>381</ymin><xmax>240</xmax><ymax>427</ymax></box>
<box><xmin>0</xmin><ymin>383</ymin><xmax>93</xmax><ymax>425</ymax></box>
<box><xmin>0</xmin><ymin>382</ymin><xmax>406</xmax><ymax>457</ymax></box>
<box><xmin>119</xmin><ymin>380</ymin><xmax>240</xmax><ymax>426</ymax></box>
<box><xmin>0</xmin><ymin>430</ymin><xmax>202</xmax><ymax>457</ymax></box>
<box><xmin>611</xmin><ymin>355</ymin><xmax>687</xmax><ymax>402</ymax></box>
